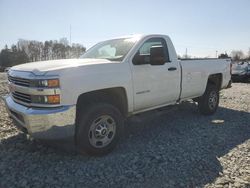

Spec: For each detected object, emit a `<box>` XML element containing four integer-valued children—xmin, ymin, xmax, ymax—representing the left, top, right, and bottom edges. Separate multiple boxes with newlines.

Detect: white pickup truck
<box><xmin>3</xmin><ymin>34</ymin><xmax>232</xmax><ymax>155</ymax></box>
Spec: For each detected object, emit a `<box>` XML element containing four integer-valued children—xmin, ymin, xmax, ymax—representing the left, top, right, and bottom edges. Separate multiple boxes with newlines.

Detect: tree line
<box><xmin>1</xmin><ymin>38</ymin><xmax>250</xmax><ymax>71</ymax></box>
<box><xmin>227</xmin><ymin>50</ymin><xmax>250</xmax><ymax>61</ymax></box>
<box><xmin>0</xmin><ymin>38</ymin><xmax>86</xmax><ymax>70</ymax></box>
<box><xmin>181</xmin><ymin>50</ymin><xmax>250</xmax><ymax>60</ymax></box>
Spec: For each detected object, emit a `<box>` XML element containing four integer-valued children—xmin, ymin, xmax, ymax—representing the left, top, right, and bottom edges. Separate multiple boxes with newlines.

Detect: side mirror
<box><xmin>150</xmin><ymin>46</ymin><xmax>165</xmax><ymax>65</ymax></box>
<box><xmin>132</xmin><ymin>52</ymin><xmax>149</xmax><ymax>65</ymax></box>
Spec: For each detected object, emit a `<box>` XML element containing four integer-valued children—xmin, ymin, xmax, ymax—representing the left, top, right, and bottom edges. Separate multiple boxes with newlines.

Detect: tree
<box><xmin>59</xmin><ymin>38</ymin><xmax>69</xmax><ymax>46</ymax></box>
<box><xmin>0</xmin><ymin>38</ymin><xmax>86</xmax><ymax>69</ymax></box>
<box><xmin>230</xmin><ymin>50</ymin><xmax>245</xmax><ymax>61</ymax></box>
<box><xmin>0</xmin><ymin>48</ymin><xmax>12</xmax><ymax>68</ymax></box>
<box><xmin>11</xmin><ymin>45</ymin><xmax>18</xmax><ymax>52</ymax></box>
<box><xmin>247</xmin><ymin>48</ymin><xmax>250</xmax><ymax>61</ymax></box>
<box><xmin>0</xmin><ymin>45</ymin><xmax>29</xmax><ymax>68</ymax></box>
<box><xmin>218</xmin><ymin>53</ymin><xmax>229</xmax><ymax>59</ymax></box>
<box><xmin>70</xmin><ymin>43</ymin><xmax>86</xmax><ymax>58</ymax></box>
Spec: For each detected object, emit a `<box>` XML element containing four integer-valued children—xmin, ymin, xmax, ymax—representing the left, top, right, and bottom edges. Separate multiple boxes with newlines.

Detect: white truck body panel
<box><xmin>3</xmin><ymin>34</ymin><xmax>232</xmax><ymax>141</ymax></box>
<box><xmin>180</xmin><ymin>59</ymin><xmax>231</xmax><ymax>100</ymax></box>
<box><xmin>127</xmin><ymin>35</ymin><xmax>181</xmax><ymax>111</ymax></box>
<box><xmin>10</xmin><ymin>34</ymin><xmax>231</xmax><ymax>114</ymax></box>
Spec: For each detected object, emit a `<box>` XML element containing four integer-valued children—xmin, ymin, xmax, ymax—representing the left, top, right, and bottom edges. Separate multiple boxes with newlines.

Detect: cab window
<box><xmin>132</xmin><ymin>38</ymin><xmax>170</xmax><ymax>65</ymax></box>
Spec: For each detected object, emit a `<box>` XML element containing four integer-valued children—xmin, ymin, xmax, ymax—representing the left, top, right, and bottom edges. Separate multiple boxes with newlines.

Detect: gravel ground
<box><xmin>0</xmin><ymin>72</ymin><xmax>249</xmax><ymax>188</ymax></box>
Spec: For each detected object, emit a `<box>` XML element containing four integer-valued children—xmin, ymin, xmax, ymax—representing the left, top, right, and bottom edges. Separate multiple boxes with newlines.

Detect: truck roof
<box><xmin>108</xmin><ymin>34</ymin><xmax>170</xmax><ymax>40</ymax></box>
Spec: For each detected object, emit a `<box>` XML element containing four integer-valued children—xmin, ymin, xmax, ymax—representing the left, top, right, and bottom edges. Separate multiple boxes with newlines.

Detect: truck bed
<box><xmin>179</xmin><ymin>58</ymin><xmax>231</xmax><ymax>100</ymax></box>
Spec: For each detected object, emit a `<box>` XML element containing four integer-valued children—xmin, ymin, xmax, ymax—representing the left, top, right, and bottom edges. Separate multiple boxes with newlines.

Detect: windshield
<box><xmin>81</xmin><ymin>37</ymin><xmax>139</xmax><ymax>61</ymax></box>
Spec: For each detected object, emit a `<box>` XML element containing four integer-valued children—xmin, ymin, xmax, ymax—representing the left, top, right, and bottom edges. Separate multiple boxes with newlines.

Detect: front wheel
<box><xmin>76</xmin><ymin>103</ymin><xmax>124</xmax><ymax>156</ymax></box>
<box><xmin>198</xmin><ymin>84</ymin><xmax>219</xmax><ymax>115</ymax></box>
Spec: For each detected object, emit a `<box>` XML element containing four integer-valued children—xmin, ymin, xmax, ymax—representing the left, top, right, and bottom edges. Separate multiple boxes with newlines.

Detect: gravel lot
<box><xmin>0</xmin><ymin>72</ymin><xmax>249</xmax><ymax>188</ymax></box>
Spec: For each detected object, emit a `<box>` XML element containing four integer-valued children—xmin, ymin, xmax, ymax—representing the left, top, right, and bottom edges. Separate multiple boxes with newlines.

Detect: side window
<box><xmin>139</xmin><ymin>41</ymin><xmax>162</xmax><ymax>55</ymax></box>
<box><xmin>133</xmin><ymin>38</ymin><xmax>170</xmax><ymax>65</ymax></box>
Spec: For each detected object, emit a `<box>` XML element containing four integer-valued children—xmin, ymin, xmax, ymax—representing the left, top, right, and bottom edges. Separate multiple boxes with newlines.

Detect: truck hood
<box><xmin>11</xmin><ymin>58</ymin><xmax>118</xmax><ymax>75</ymax></box>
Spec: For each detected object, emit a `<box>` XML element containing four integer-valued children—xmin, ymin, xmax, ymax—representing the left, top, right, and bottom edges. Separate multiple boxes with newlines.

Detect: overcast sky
<box><xmin>0</xmin><ymin>0</ymin><xmax>250</xmax><ymax>57</ymax></box>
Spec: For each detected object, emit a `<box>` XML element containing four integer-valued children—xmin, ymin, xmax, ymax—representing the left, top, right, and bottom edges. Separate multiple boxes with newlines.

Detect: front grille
<box><xmin>8</xmin><ymin>76</ymin><xmax>30</xmax><ymax>87</ymax></box>
<box><xmin>12</xmin><ymin>91</ymin><xmax>32</xmax><ymax>104</ymax></box>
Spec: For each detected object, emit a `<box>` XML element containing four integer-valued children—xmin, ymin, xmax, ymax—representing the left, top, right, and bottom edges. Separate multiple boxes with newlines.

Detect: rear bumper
<box><xmin>2</xmin><ymin>95</ymin><xmax>76</xmax><ymax>141</ymax></box>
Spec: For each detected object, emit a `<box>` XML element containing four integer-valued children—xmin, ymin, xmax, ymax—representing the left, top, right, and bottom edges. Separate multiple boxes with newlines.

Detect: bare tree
<box><xmin>230</xmin><ymin>50</ymin><xmax>245</xmax><ymax>61</ymax></box>
<box><xmin>70</xmin><ymin>43</ymin><xmax>86</xmax><ymax>58</ymax></box>
<box><xmin>0</xmin><ymin>38</ymin><xmax>86</xmax><ymax>68</ymax></box>
<box><xmin>248</xmin><ymin>48</ymin><xmax>250</xmax><ymax>60</ymax></box>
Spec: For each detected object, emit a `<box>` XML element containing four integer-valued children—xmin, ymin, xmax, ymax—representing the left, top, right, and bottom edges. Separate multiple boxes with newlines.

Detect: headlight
<box><xmin>31</xmin><ymin>79</ymin><xmax>60</xmax><ymax>88</ymax></box>
<box><xmin>31</xmin><ymin>95</ymin><xmax>60</xmax><ymax>104</ymax></box>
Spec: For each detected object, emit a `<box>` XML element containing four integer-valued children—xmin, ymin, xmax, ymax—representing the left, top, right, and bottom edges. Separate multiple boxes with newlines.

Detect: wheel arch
<box><xmin>207</xmin><ymin>73</ymin><xmax>223</xmax><ymax>90</ymax></box>
<box><xmin>75</xmin><ymin>87</ymin><xmax>128</xmax><ymax>126</ymax></box>
<box><xmin>193</xmin><ymin>73</ymin><xmax>222</xmax><ymax>102</ymax></box>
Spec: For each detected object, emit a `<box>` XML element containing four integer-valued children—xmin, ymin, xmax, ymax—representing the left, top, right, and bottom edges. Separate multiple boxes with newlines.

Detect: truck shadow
<box><xmin>0</xmin><ymin>102</ymin><xmax>249</xmax><ymax>187</ymax></box>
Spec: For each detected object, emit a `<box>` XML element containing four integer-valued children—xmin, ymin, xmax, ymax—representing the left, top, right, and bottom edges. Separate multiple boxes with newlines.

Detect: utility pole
<box><xmin>216</xmin><ymin>50</ymin><xmax>218</xmax><ymax>58</ymax></box>
<box><xmin>185</xmin><ymin>48</ymin><xmax>188</xmax><ymax>58</ymax></box>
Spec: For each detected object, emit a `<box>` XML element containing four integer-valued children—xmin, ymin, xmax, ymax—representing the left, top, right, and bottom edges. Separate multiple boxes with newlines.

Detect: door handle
<box><xmin>168</xmin><ymin>67</ymin><xmax>177</xmax><ymax>71</ymax></box>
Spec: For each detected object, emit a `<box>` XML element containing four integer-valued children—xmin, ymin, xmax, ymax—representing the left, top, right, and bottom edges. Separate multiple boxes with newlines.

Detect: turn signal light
<box><xmin>31</xmin><ymin>94</ymin><xmax>60</xmax><ymax>104</ymax></box>
<box><xmin>47</xmin><ymin>79</ymin><xmax>60</xmax><ymax>87</ymax></box>
<box><xmin>47</xmin><ymin>95</ymin><xmax>60</xmax><ymax>104</ymax></box>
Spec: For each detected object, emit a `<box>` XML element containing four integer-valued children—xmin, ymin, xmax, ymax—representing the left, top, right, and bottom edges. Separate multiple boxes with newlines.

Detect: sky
<box><xmin>0</xmin><ymin>0</ymin><xmax>250</xmax><ymax>57</ymax></box>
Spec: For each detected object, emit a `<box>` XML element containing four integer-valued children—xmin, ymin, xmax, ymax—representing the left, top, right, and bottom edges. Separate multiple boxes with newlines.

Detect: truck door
<box><xmin>130</xmin><ymin>37</ymin><xmax>181</xmax><ymax>111</ymax></box>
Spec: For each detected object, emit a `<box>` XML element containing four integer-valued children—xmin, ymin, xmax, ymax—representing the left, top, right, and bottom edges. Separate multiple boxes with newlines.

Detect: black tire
<box><xmin>76</xmin><ymin>103</ymin><xmax>124</xmax><ymax>156</ymax></box>
<box><xmin>198</xmin><ymin>84</ymin><xmax>219</xmax><ymax>115</ymax></box>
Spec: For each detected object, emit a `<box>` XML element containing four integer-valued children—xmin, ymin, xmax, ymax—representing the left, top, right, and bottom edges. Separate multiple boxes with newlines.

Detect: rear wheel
<box><xmin>76</xmin><ymin>103</ymin><xmax>123</xmax><ymax>156</ymax></box>
<box><xmin>198</xmin><ymin>84</ymin><xmax>219</xmax><ymax>115</ymax></box>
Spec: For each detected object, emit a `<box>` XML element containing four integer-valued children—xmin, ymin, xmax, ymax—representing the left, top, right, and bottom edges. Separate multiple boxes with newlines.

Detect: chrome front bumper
<box><xmin>2</xmin><ymin>95</ymin><xmax>76</xmax><ymax>140</ymax></box>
